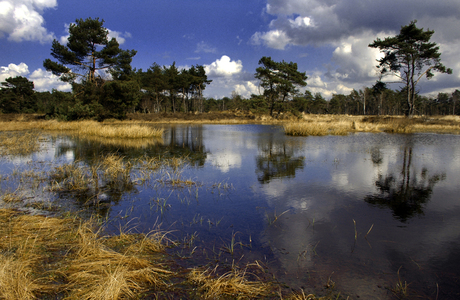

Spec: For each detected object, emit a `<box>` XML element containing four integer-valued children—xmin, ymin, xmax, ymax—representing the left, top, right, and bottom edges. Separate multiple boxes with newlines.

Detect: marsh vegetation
<box><xmin>0</xmin><ymin>124</ymin><xmax>342</xmax><ymax>299</ymax></box>
<box><xmin>283</xmin><ymin>114</ymin><xmax>460</xmax><ymax>136</ymax></box>
<box><xmin>1</xmin><ymin>119</ymin><xmax>460</xmax><ymax>299</ymax></box>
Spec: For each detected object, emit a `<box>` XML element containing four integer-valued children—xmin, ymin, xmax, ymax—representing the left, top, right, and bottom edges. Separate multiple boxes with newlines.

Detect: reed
<box><xmin>267</xmin><ymin>209</ymin><xmax>290</xmax><ymax>225</ymax></box>
<box><xmin>353</xmin><ymin>219</ymin><xmax>357</xmax><ymax>241</ymax></box>
<box><xmin>0</xmin><ymin>120</ymin><xmax>164</xmax><ymax>138</ymax></box>
<box><xmin>284</xmin><ymin>121</ymin><xmax>351</xmax><ymax>136</ymax></box>
<box><xmin>0</xmin><ymin>255</ymin><xmax>44</xmax><ymax>300</ymax></box>
<box><xmin>101</xmin><ymin>154</ymin><xmax>132</xmax><ymax>182</ymax></box>
<box><xmin>285</xmin><ymin>114</ymin><xmax>460</xmax><ymax>136</ymax></box>
<box><xmin>188</xmin><ymin>266</ymin><xmax>272</xmax><ymax>299</ymax></box>
<box><xmin>364</xmin><ymin>224</ymin><xmax>374</xmax><ymax>239</ymax></box>
<box><xmin>0</xmin><ymin>210</ymin><xmax>77</xmax><ymax>299</ymax></box>
<box><xmin>49</xmin><ymin>161</ymin><xmax>92</xmax><ymax>192</ymax></box>
<box><xmin>151</xmin><ymin>197</ymin><xmax>171</xmax><ymax>215</ymax></box>
<box><xmin>391</xmin><ymin>267</ymin><xmax>410</xmax><ymax>298</ymax></box>
<box><xmin>221</xmin><ymin>231</ymin><xmax>242</xmax><ymax>255</ymax></box>
<box><xmin>78</xmin><ymin>122</ymin><xmax>164</xmax><ymax>139</ymax></box>
<box><xmin>1</xmin><ymin>191</ymin><xmax>23</xmax><ymax>203</ymax></box>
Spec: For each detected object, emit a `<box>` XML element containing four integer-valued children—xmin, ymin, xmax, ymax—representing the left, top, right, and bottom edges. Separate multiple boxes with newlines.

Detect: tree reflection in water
<box><xmin>50</xmin><ymin>125</ymin><xmax>209</xmax><ymax>216</ymax></box>
<box><xmin>365</xmin><ymin>146</ymin><xmax>445</xmax><ymax>222</ymax></box>
<box><xmin>256</xmin><ymin>136</ymin><xmax>305</xmax><ymax>183</ymax></box>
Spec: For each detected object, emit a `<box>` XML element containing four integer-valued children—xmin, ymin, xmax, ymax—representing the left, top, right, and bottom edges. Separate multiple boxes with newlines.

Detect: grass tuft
<box><xmin>0</xmin><ymin>255</ymin><xmax>43</xmax><ymax>300</ymax></box>
<box><xmin>286</xmin><ymin>289</ymin><xmax>322</xmax><ymax>300</ymax></box>
<box><xmin>188</xmin><ymin>266</ymin><xmax>272</xmax><ymax>299</ymax></box>
<box><xmin>0</xmin><ymin>132</ymin><xmax>41</xmax><ymax>156</ymax></box>
<box><xmin>0</xmin><ymin>208</ymin><xmax>172</xmax><ymax>300</ymax></box>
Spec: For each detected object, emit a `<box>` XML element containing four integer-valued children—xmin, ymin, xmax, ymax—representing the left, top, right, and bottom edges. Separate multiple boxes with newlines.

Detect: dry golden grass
<box><xmin>0</xmin><ymin>256</ymin><xmax>44</xmax><ymax>300</ymax></box>
<box><xmin>80</xmin><ymin>122</ymin><xmax>164</xmax><ymax>139</ymax></box>
<box><xmin>188</xmin><ymin>267</ymin><xmax>272</xmax><ymax>299</ymax></box>
<box><xmin>284</xmin><ymin>121</ymin><xmax>351</xmax><ymax>136</ymax></box>
<box><xmin>284</xmin><ymin>290</ymin><xmax>321</xmax><ymax>300</ymax></box>
<box><xmin>1</xmin><ymin>191</ymin><xmax>23</xmax><ymax>203</ymax></box>
<box><xmin>0</xmin><ymin>120</ymin><xmax>164</xmax><ymax>138</ymax></box>
<box><xmin>63</xmin><ymin>222</ymin><xmax>171</xmax><ymax>300</ymax></box>
<box><xmin>101</xmin><ymin>154</ymin><xmax>132</xmax><ymax>182</ymax></box>
<box><xmin>0</xmin><ymin>132</ymin><xmax>41</xmax><ymax>156</ymax></box>
<box><xmin>284</xmin><ymin>114</ymin><xmax>460</xmax><ymax>136</ymax></box>
<box><xmin>0</xmin><ymin>208</ymin><xmax>172</xmax><ymax>300</ymax></box>
<box><xmin>0</xmin><ymin>210</ymin><xmax>74</xmax><ymax>299</ymax></box>
<box><xmin>78</xmin><ymin>135</ymin><xmax>163</xmax><ymax>149</ymax></box>
<box><xmin>49</xmin><ymin>154</ymin><xmax>136</xmax><ymax>194</ymax></box>
<box><xmin>47</xmin><ymin>153</ymin><xmax>192</xmax><ymax>199</ymax></box>
<box><xmin>0</xmin><ymin>203</ymin><xmax>326</xmax><ymax>299</ymax></box>
<box><xmin>285</xmin><ymin>114</ymin><xmax>369</xmax><ymax>136</ymax></box>
<box><xmin>49</xmin><ymin>161</ymin><xmax>92</xmax><ymax>192</ymax></box>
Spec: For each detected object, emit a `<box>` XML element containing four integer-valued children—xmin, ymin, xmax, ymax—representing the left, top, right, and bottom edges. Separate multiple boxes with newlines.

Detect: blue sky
<box><xmin>1</xmin><ymin>0</ymin><xmax>460</xmax><ymax>99</ymax></box>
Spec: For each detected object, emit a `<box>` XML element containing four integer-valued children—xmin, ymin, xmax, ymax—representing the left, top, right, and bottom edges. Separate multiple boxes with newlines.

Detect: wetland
<box><xmin>1</xmin><ymin>121</ymin><xmax>460</xmax><ymax>299</ymax></box>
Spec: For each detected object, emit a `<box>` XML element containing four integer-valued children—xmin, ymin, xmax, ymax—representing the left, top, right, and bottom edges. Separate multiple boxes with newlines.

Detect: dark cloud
<box><xmin>251</xmin><ymin>0</ymin><xmax>460</xmax><ymax>97</ymax></box>
<box><xmin>259</xmin><ymin>0</ymin><xmax>460</xmax><ymax>46</ymax></box>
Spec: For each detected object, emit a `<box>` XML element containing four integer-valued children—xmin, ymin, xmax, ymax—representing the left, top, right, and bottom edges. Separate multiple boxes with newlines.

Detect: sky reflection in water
<box><xmin>3</xmin><ymin>125</ymin><xmax>460</xmax><ymax>299</ymax></box>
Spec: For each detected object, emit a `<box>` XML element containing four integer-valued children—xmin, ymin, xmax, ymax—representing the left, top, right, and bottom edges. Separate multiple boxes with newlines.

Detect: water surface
<box><xmin>2</xmin><ymin>124</ymin><xmax>460</xmax><ymax>299</ymax></box>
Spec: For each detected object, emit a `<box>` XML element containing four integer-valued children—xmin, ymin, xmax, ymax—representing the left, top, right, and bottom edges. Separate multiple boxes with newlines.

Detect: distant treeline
<box><xmin>1</xmin><ymin>74</ymin><xmax>459</xmax><ymax>118</ymax></box>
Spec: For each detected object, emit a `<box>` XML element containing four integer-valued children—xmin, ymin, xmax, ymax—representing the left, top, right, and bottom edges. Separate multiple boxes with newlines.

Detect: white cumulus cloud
<box><xmin>29</xmin><ymin>68</ymin><xmax>71</xmax><ymax>92</ymax></box>
<box><xmin>327</xmin><ymin>31</ymin><xmax>387</xmax><ymax>85</ymax></box>
<box><xmin>205</xmin><ymin>55</ymin><xmax>243</xmax><ymax>77</ymax></box>
<box><xmin>234</xmin><ymin>81</ymin><xmax>260</xmax><ymax>98</ymax></box>
<box><xmin>250</xmin><ymin>29</ymin><xmax>291</xmax><ymax>50</ymax></box>
<box><xmin>0</xmin><ymin>0</ymin><xmax>56</xmax><ymax>43</ymax></box>
<box><xmin>0</xmin><ymin>62</ymin><xmax>30</xmax><ymax>82</ymax></box>
<box><xmin>1</xmin><ymin>62</ymin><xmax>71</xmax><ymax>92</ymax></box>
<box><xmin>108</xmin><ymin>30</ymin><xmax>131</xmax><ymax>45</ymax></box>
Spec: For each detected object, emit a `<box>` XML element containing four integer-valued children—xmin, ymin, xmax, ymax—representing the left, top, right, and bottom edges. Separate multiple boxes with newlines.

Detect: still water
<box><xmin>3</xmin><ymin>124</ymin><xmax>460</xmax><ymax>299</ymax></box>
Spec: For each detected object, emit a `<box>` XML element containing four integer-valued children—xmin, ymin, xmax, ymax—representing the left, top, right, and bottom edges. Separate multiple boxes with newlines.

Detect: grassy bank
<box><xmin>284</xmin><ymin>114</ymin><xmax>460</xmax><ymax>136</ymax></box>
<box><xmin>1</xmin><ymin>207</ymin><xmax>335</xmax><ymax>299</ymax></box>
<box><xmin>0</xmin><ymin>208</ymin><xmax>274</xmax><ymax>299</ymax></box>
<box><xmin>0</xmin><ymin>119</ymin><xmax>164</xmax><ymax>139</ymax></box>
<box><xmin>2</xmin><ymin>113</ymin><xmax>460</xmax><ymax>136</ymax></box>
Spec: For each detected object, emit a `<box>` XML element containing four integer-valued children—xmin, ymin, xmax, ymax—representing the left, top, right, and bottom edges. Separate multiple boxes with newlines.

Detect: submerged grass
<box><xmin>0</xmin><ymin>132</ymin><xmax>42</xmax><ymax>156</ymax></box>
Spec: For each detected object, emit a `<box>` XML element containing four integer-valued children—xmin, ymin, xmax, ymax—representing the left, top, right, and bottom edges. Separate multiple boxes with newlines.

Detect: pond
<box><xmin>2</xmin><ymin>124</ymin><xmax>460</xmax><ymax>299</ymax></box>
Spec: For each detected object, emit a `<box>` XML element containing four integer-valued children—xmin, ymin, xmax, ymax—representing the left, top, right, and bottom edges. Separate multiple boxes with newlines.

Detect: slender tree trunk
<box><xmin>363</xmin><ymin>92</ymin><xmax>366</xmax><ymax>115</ymax></box>
<box><xmin>170</xmin><ymin>91</ymin><xmax>175</xmax><ymax>113</ymax></box>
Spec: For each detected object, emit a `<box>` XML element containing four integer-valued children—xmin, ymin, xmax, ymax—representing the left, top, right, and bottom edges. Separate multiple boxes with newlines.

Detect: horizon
<box><xmin>1</xmin><ymin>0</ymin><xmax>460</xmax><ymax>100</ymax></box>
